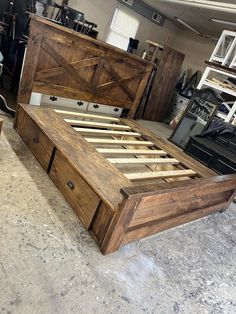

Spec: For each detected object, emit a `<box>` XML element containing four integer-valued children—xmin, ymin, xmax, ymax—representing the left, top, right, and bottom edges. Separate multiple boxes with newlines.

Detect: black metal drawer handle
<box><xmin>33</xmin><ymin>138</ymin><xmax>39</xmax><ymax>144</ymax></box>
<box><xmin>67</xmin><ymin>181</ymin><xmax>75</xmax><ymax>190</ymax></box>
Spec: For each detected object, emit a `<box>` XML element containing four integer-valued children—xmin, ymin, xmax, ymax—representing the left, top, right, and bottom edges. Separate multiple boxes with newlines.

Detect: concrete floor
<box><xmin>0</xmin><ymin>114</ymin><xmax>236</xmax><ymax>314</ymax></box>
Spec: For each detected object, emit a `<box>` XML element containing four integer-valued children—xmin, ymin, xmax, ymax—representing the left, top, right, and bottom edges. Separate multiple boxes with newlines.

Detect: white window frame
<box><xmin>106</xmin><ymin>6</ymin><xmax>140</xmax><ymax>51</ymax></box>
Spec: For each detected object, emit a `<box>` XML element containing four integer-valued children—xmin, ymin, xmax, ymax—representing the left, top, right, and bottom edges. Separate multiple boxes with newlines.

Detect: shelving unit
<box><xmin>198</xmin><ymin>30</ymin><xmax>236</xmax><ymax>124</ymax></box>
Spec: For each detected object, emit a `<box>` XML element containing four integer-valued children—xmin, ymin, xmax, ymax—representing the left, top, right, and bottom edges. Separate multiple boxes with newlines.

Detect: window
<box><xmin>106</xmin><ymin>7</ymin><xmax>140</xmax><ymax>51</ymax></box>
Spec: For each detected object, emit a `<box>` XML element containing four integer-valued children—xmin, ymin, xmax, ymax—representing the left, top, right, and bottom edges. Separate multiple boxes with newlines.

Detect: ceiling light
<box><xmin>210</xmin><ymin>18</ymin><xmax>236</xmax><ymax>27</ymax></box>
<box><xmin>159</xmin><ymin>0</ymin><xmax>236</xmax><ymax>13</ymax></box>
<box><xmin>174</xmin><ymin>17</ymin><xmax>202</xmax><ymax>36</ymax></box>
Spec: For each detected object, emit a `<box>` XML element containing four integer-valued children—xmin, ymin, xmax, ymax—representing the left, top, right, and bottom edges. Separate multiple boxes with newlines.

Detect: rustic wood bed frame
<box><xmin>15</xmin><ymin>15</ymin><xmax>236</xmax><ymax>254</ymax></box>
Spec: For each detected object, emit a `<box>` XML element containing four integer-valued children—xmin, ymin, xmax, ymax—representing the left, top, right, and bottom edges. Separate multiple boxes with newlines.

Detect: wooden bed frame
<box><xmin>15</xmin><ymin>15</ymin><xmax>236</xmax><ymax>254</ymax></box>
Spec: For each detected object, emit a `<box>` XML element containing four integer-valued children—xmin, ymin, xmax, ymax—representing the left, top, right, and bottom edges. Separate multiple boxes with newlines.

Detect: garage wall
<box><xmin>69</xmin><ymin>0</ymin><xmax>178</xmax><ymax>55</ymax></box>
<box><xmin>172</xmin><ymin>29</ymin><xmax>216</xmax><ymax>72</ymax></box>
<box><xmin>69</xmin><ymin>0</ymin><xmax>215</xmax><ymax>72</ymax></box>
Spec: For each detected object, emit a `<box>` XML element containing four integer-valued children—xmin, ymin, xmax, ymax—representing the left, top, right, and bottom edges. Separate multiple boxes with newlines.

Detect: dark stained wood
<box><xmin>50</xmin><ymin>150</ymin><xmax>101</xmax><ymax>228</ymax></box>
<box><xmin>123</xmin><ymin>201</ymin><xmax>229</xmax><ymax>245</ymax></box>
<box><xmin>15</xmin><ymin>104</ymin><xmax>236</xmax><ymax>255</ymax></box>
<box><xmin>128</xmin><ymin>175</ymin><xmax>236</xmax><ymax>227</ymax></box>
<box><xmin>121</xmin><ymin>118</ymin><xmax>216</xmax><ymax>178</ymax></box>
<box><xmin>129</xmin><ymin>63</ymin><xmax>154</xmax><ymax>118</ymax></box>
<box><xmin>18</xmin><ymin>19</ymin><xmax>44</xmax><ymax>105</ymax></box>
<box><xmin>143</xmin><ymin>47</ymin><xmax>185</xmax><ymax>122</ymax></box>
<box><xmin>18</xmin><ymin>14</ymin><xmax>153</xmax><ymax>118</ymax></box>
<box><xmin>16</xmin><ymin>106</ymin><xmax>54</xmax><ymax>171</ymax></box>
<box><xmin>41</xmin><ymin>39</ymin><xmax>90</xmax><ymax>91</ymax></box>
<box><xmin>16</xmin><ymin>104</ymin><xmax>133</xmax><ymax>211</ymax></box>
<box><xmin>90</xmin><ymin>203</ymin><xmax>114</xmax><ymax>245</ymax></box>
<box><xmin>35</xmin><ymin>57</ymin><xmax>101</xmax><ymax>81</ymax></box>
<box><xmin>101</xmin><ymin>174</ymin><xmax>236</xmax><ymax>253</ymax></box>
<box><xmin>0</xmin><ymin>118</ymin><xmax>3</xmax><ymax>135</ymax></box>
<box><xmin>101</xmin><ymin>197</ymin><xmax>140</xmax><ymax>254</ymax></box>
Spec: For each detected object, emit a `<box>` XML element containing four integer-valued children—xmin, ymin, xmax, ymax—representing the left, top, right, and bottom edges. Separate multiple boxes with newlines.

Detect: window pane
<box><xmin>111</xmin><ymin>8</ymin><xmax>140</xmax><ymax>37</ymax></box>
<box><xmin>107</xmin><ymin>31</ymin><xmax>130</xmax><ymax>50</ymax></box>
<box><xmin>106</xmin><ymin>7</ymin><xmax>140</xmax><ymax>51</ymax></box>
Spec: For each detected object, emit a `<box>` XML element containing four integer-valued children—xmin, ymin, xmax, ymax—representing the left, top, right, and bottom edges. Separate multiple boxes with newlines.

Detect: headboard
<box><xmin>19</xmin><ymin>14</ymin><xmax>154</xmax><ymax>118</ymax></box>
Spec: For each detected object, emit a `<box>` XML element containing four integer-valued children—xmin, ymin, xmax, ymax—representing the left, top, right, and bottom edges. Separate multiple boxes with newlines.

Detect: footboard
<box><xmin>101</xmin><ymin>175</ymin><xmax>236</xmax><ymax>254</ymax></box>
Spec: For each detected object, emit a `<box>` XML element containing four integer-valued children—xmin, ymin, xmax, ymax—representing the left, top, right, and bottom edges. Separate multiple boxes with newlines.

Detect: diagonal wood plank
<box><xmin>103</xmin><ymin>62</ymin><xmax>135</xmax><ymax>101</ymax></box>
<box><xmin>36</xmin><ymin>57</ymin><xmax>101</xmax><ymax>81</ymax></box>
<box><xmin>41</xmin><ymin>39</ymin><xmax>90</xmax><ymax>91</ymax></box>
<box><xmin>96</xmin><ymin>72</ymin><xmax>143</xmax><ymax>93</ymax></box>
<box><xmin>90</xmin><ymin>57</ymin><xmax>105</xmax><ymax>93</ymax></box>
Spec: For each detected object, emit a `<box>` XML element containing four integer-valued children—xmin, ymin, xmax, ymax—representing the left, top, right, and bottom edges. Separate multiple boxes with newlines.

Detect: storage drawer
<box><xmin>185</xmin><ymin>142</ymin><xmax>213</xmax><ymax>166</ymax></box>
<box><xmin>212</xmin><ymin>158</ymin><xmax>236</xmax><ymax>175</ymax></box>
<box><xmin>16</xmin><ymin>107</ymin><xmax>54</xmax><ymax>171</ymax></box>
<box><xmin>49</xmin><ymin>150</ymin><xmax>100</xmax><ymax>229</ymax></box>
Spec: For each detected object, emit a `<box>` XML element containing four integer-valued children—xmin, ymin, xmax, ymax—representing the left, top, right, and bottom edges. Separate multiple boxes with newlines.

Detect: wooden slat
<box><xmin>108</xmin><ymin>158</ymin><xmax>179</xmax><ymax>165</ymax></box>
<box><xmin>54</xmin><ymin>109</ymin><xmax>120</xmax><ymax>122</ymax></box>
<box><xmin>85</xmin><ymin>139</ymin><xmax>154</xmax><ymax>146</ymax></box>
<box><xmin>125</xmin><ymin>169</ymin><xmax>197</xmax><ymax>181</ymax></box>
<box><xmin>65</xmin><ymin>119</ymin><xmax>131</xmax><ymax>130</ymax></box>
<box><xmin>74</xmin><ymin>128</ymin><xmax>141</xmax><ymax>137</ymax></box>
<box><xmin>18</xmin><ymin>104</ymin><xmax>133</xmax><ymax>211</ymax></box>
<box><xmin>121</xmin><ymin>119</ymin><xmax>216</xmax><ymax>178</ymax></box>
<box><xmin>97</xmin><ymin>148</ymin><xmax>167</xmax><ymax>156</ymax></box>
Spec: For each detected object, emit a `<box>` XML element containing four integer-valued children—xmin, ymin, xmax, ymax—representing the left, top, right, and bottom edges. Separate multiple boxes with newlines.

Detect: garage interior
<box><xmin>0</xmin><ymin>1</ymin><xmax>236</xmax><ymax>313</ymax></box>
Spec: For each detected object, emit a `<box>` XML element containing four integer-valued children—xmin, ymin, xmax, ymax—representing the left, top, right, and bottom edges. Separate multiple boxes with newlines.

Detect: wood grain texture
<box><xmin>54</xmin><ymin>109</ymin><xmax>120</xmax><ymax>122</ymax></box>
<box><xmin>108</xmin><ymin>158</ymin><xmax>179</xmax><ymax>165</ymax></box>
<box><xmin>85</xmin><ymin>139</ymin><xmax>153</xmax><ymax>146</ymax></box>
<box><xmin>15</xmin><ymin>104</ymin><xmax>236</xmax><ymax>254</ymax></box>
<box><xmin>16</xmin><ymin>106</ymin><xmax>54</xmax><ymax>171</ymax></box>
<box><xmin>50</xmin><ymin>150</ymin><xmax>101</xmax><ymax>228</ymax></box>
<box><xmin>18</xmin><ymin>14</ymin><xmax>153</xmax><ymax>117</ymax></box>
<box><xmin>125</xmin><ymin>169</ymin><xmax>196</xmax><ymax>180</ymax></box>
<box><xmin>90</xmin><ymin>203</ymin><xmax>114</xmax><ymax>245</ymax></box>
<box><xmin>121</xmin><ymin>174</ymin><xmax>236</xmax><ymax>245</ymax></box>
<box><xmin>121</xmin><ymin>119</ymin><xmax>216</xmax><ymax>178</ymax></box>
<box><xmin>143</xmin><ymin>47</ymin><xmax>185</xmax><ymax>122</ymax></box>
<box><xmin>17</xmin><ymin>104</ymin><xmax>133</xmax><ymax>211</ymax></box>
<box><xmin>66</xmin><ymin>120</ymin><xmax>131</xmax><ymax>130</ymax></box>
<box><xmin>97</xmin><ymin>148</ymin><xmax>167</xmax><ymax>156</ymax></box>
<box><xmin>75</xmin><ymin>128</ymin><xmax>141</xmax><ymax>137</ymax></box>
<box><xmin>123</xmin><ymin>201</ymin><xmax>229</xmax><ymax>245</ymax></box>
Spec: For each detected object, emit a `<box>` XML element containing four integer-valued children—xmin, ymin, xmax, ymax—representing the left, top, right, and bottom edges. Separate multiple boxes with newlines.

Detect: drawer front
<box><xmin>16</xmin><ymin>107</ymin><xmax>54</xmax><ymax>171</ymax></box>
<box><xmin>185</xmin><ymin>142</ymin><xmax>213</xmax><ymax>166</ymax></box>
<box><xmin>212</xmin><ymin>158</ymin><xmax>236</xmax><ymax>175</ymax></box>
<box><xmin>49</xmin><ymin>150</ymin><xmax>100</xmax><ymax>229</ymax></box>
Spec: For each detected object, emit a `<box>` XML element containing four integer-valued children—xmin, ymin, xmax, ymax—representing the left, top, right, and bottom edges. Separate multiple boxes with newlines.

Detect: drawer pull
<box><xmin>67</xmin><ymin>181</ymin><xmax>75</xmax><ymax>190</ymax></box>
<box><xmin>33</xmin><ymin>138</ymin><xmax>39</xmax><ymax>144</ymax></box>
